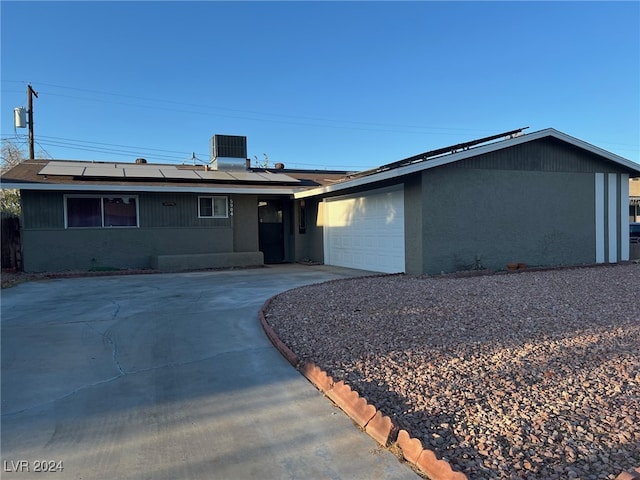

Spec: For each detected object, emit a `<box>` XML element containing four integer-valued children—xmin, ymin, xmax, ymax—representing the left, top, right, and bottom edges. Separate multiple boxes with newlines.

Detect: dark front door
<box><xmin>258</xmin><ymin>200</ymin><xmax>284</xmax><ymax>263</ymax></box>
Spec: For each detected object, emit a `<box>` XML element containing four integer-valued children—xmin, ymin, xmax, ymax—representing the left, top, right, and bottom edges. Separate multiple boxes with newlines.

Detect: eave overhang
<box><xmin>0</xmin><ymin>182</ymin><xmax>300</xmax><ymax>196</ymax></box>
<box><xmin>294</xmin><ymin>128</ymin><xmax>640</xmax><ymax>199</ymax></box>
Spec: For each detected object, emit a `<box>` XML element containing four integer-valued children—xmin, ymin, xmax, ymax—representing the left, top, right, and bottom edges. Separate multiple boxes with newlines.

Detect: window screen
<box><xmin>198</xmin><ymin>196</ymin><xmax>228</xmax><ymax>218</ymax></box>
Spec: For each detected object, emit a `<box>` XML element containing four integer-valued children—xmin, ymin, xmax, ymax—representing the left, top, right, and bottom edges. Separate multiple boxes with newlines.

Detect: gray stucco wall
<box><xmin>233</xmin><ymin>194</ymin><xmax>259</xmax><ymax>252</ymax></box>
<box><xmin>22</xmin><ymin>226</ymin><xmax>233</xmax><ymax>271</ymax></box>
<box><xmin>19</xmin><ymin>190</ymin><xmax>261</xmax><ymax>272</ymax></box>
<box><xmin>403</xmin><ymin>174</ymin><xmax>424</xmax><ymax>275</ymax></box>
<box><xmin>420</xmin><ymin>168</ymin><xmax>595</xmax><ymax>274</ymax></box>
<box><xmin>294</xmin><ymin>199</ymin><xmax>325</xmax><ymax>263</ymax></box>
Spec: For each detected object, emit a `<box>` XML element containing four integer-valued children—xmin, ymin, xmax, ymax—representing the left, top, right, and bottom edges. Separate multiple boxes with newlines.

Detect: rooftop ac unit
<box><xmin>211</xmin><ymin>134</ymin><xmax>248</xmax><ymax>171</ymax></box>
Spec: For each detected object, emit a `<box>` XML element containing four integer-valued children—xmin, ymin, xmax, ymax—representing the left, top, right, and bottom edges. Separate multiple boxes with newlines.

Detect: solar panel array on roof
<box><xmin>37</xmin><ymin>161</ymin><xmax>301</xmax><ymax>184</ymax></box>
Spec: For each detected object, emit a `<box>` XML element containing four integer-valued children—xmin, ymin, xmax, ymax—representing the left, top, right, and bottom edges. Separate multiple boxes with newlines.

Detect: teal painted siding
<box><xmin>19</xmin><ymin>190</ymin><xmax>261</xmax><ymax>272</ymax></box>
<box><xmin>140</xmin><ymin>192</ymin><xmax>230</xmax><ymax>228</ymax></box>
<box><xmin>21</xmin><ymin>190</ymin><xmax>64</xmax><ymax>229</ymax></box>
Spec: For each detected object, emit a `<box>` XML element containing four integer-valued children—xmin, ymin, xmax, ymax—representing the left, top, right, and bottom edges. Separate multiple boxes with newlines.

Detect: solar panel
<box><xmin>124</xmin><ymin>168</ymin><xmax>165</xmax><ymax>178</ymax></box>
<box><xmin>228</xmin><ymin>171</ymin><xmax>273</xmax><ymax>182</ymax></box>
<box><xmin>196</xmin><ymin>171</ymin><xmax>237</xmax><ymax>181</ymax></box>
<box><xmin>83</xmin><ymin>166</ymin><xmax>125</xmax><ymax>178</ymax></box>
<box><xmin>119</xmin><ymin>163</ymin><xmax>162</xmax><ymax>170</ymax></box>
<box><xmin>159</xmin><ymin>168</ymin><xmax>201</xmax><ymax>180</ymax></box>
<box><xmin>255</xmin><ymin>171</ymin><xmax>301</xmax><ymax>183</ymax></box>
<box><xmin>39</xmin><ymin>162</ymin><xmax>87</xmax><ymax>176</ymax></box>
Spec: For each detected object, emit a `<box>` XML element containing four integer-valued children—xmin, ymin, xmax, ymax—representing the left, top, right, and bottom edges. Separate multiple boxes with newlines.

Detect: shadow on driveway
<box><xmin>1</xmin><ymin>265</ymin><xmax>418</xmax><ymax>480</ymax></box>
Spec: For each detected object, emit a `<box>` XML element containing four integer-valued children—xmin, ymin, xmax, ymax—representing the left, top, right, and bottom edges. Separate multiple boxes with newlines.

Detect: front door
<box><xmin>258</xmin><ymin>200</ymin><xmax>284</xmax><ymax>263</ymax></box>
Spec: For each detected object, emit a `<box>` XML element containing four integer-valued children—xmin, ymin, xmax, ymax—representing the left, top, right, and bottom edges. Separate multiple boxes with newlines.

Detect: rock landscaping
<box><xmin>264</xmin><ymin>264</ymin><xmax>640</xmax><ymax>480</ymax></box>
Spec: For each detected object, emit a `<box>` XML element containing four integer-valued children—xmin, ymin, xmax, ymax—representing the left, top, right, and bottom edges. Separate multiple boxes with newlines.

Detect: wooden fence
<box><xmin>1</xmin><ymin>214</ymin><xmax>22</xmax><ymax>271</ymax></box>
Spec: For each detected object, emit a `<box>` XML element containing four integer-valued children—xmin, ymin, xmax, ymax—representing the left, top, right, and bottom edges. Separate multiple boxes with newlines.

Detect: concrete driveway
<box><xmin>1</xmin><ymin>265</ymin><xmax>418</xmax><ymax>480</ymax></box>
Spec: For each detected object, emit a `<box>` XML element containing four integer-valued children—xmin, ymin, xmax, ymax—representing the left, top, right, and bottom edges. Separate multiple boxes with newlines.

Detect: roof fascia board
<box><xmin>0</xmin><ymin>182</ymin><xmax>297</xmax><ymax>196</ymax></box>
<box><xmin>294</xmin><ymin>128</ymin><xmax>640</xmax><ymax>199</ymax></box>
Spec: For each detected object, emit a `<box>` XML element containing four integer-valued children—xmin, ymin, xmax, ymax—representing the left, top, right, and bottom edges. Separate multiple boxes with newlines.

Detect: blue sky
<box><xmin>1</xmin><ymin>1</ymin><xmax>639</xmax><ymax>170</ymax></box>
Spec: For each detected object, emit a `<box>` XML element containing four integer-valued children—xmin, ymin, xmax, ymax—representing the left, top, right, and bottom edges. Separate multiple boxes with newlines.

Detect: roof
<box><xmin>295</xmin><ymin>128</ymin><xmax>640</xmax><ymax>199</ymax></box>
<box><xmin>2</xmin><ymin>128</ymin><xmax>638</xmax><ymax>197</ymax></box>
<box><xmin>0</xmin><ymin>159</ymin><xmax>350</xmax><ymax>195</ymax></box>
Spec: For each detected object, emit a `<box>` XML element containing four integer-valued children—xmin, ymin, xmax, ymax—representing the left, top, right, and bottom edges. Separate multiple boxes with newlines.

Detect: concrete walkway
<box><xmin>1</xmin><ymin>265</ymin><xmax>418</xmax><ymax>480</ymax></box>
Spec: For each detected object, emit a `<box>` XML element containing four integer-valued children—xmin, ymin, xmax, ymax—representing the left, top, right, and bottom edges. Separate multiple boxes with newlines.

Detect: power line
<box><xmin>1</xmin><ymin>133</ymin><xmax>373</xmax><ymax>168</ymax></box>
<box><xmin>3</xmin><ymin>80</ymin><xmax>499</xmax><ymax>135</ymax></box>
<box><xmin>35</xmin><ymin>134</ymin><xmax>197</xmax><ymax>156</ymax></box>
<box><xmin>4</xmin><ymin>80</ymin><xmax>637</xmax><ymax>165</ymax></box>
<box><xmin>2</xmin><ymin>133</ymin><xmax>199</xmax><ymax>163</ymax></box>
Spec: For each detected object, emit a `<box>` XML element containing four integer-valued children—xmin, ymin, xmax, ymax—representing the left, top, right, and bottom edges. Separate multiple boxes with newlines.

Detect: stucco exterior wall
<box><xmin>232</xmin><ymin>194</ymin><xmax>259</xmax><ymax>252</ymax></box>
<box><xmin>403</xmin><ymin>174</ymin><xmax>424</xmax><ymax>275</ymax></box>
<box><xmin>294</xmin><ymin>198</ymin><xmax>324</xmax><ymax>263</ymax></box>
<box><xmin>22</xmin><ymin>226</ymin><xmax>234</xmax><ymax>271</ymax></box>
<box><xmin>420</xmin><ymin>168</ymin><xmax>595</xmax><ymax>274</ymax></box>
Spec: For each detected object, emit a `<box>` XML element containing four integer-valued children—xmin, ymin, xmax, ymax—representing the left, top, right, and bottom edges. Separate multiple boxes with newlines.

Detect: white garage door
<box><xmin>323</xmin><ymin>186</ymin><xmax>405</xmax><ymax>273</ymax></box>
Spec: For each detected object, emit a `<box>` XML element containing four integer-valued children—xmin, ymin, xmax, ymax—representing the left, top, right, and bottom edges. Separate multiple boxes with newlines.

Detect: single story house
<box><xmin>2</xmin><ymin>129</ymin><xmax>639</xmax><ymax>274</ymax></box>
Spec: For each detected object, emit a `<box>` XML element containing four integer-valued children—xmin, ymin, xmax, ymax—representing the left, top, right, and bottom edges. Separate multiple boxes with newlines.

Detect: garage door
<box><xmin>323</xmin><ymin>186</ymin><xmax>405</xmax><ymax>273</ymax></box>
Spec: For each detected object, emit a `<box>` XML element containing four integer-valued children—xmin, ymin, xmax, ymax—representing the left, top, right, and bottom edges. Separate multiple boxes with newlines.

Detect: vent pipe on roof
<box><xmin>135</xmin><ymin>158</ymin><xmax>147</xmax><ymax>164</ymax></box>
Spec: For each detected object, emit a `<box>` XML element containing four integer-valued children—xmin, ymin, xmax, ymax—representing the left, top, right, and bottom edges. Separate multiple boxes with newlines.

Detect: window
<box><xmin>198</xmin><ymin>196</ymin><xmax>228</xmax><ymax>218</ymax></box>
<box><xmin>65</xmin><ymin>195</ymin><xmax>138</xmax><ymax>228</ymax></box>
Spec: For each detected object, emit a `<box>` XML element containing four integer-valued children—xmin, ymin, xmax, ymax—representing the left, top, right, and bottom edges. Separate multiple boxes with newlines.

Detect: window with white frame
<box><xmin>198</xmin><ymin>196</ymin><xmax>228</xmax><ymax>218</ymax></box>
<box><xmin>65</xmin><ymin>195</ymin><xmax>139</xmax><ymax>228</ymax></box>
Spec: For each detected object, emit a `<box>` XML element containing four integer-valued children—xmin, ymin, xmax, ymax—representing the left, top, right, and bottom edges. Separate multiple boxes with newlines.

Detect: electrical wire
<box><xmin>1</xmin><ymin>134</ymin><xmax>370</xmax><ymax>168</ymax></box>
<box><xmin>4</xmin><ymin>80</ymin><xmax>637</xmax><ymax>165</ymax></box>
<box><xmin>34</xmin><ymin>141</ymin><xmax>54</xmax><ymax>160</ymax></box>
<box><xmin>0</xmin><ymin>133</ymin><xmax>372</xmax><ymax>168</ymax></box>
<box><xmin>2</xmin><ymin>80</ymin><xmax>497</xmax><ymax>135</ymax></box>
<box><xmin>2</xmin><ymin>133</ymin><xmax>203</xmax><ymax>163</ymax></box>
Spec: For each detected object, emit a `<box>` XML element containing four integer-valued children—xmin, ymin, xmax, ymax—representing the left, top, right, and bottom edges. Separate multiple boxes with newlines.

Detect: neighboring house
<box><xmin>630</xmin><ymin>177</ymin><xmax>640</xmax><ymax>222</ymax></box>
<box><xmin>2</xmin><ymin>129</ymin><xmax>639</xmax><ymax>274</ymax></box>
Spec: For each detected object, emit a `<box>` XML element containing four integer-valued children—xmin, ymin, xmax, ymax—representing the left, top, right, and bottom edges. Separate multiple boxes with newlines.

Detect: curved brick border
<box><xmin>259</xmin><ymin>297</ymin><xmax>299</xmax><ymax>367</ymax></box>
<box><xmin>259</xmin><ymin>273</ymin><xmax>639</xmax><ymax>480</ymax></box>
<box><xmin>259</xmin><ymin>294</ymin><xmax>467</xmax><ymax>480</ymax></box>
<box><xmin>617</xmin><ymin>468</ymin><xmax>640</xmax><ymax>480</ymax></box>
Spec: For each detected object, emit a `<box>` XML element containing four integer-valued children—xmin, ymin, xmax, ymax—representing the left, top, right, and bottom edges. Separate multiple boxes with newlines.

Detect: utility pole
<box><xmin>27</xmin><ymin>84</ymin><xmax>38</xmax><ymax>160</ymax></box>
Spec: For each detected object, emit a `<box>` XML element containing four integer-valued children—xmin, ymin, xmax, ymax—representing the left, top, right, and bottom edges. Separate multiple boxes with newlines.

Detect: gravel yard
<box><xmin>265</xmin><ymin>264</ymin><xmax>640</xmax><ymax>480</ymax></box>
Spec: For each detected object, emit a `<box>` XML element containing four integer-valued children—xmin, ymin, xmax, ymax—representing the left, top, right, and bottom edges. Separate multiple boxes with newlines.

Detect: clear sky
<box><xmin>1</xmin><ymin>1</ymin><xmax>639</xmax><ymax>170</ymax></box>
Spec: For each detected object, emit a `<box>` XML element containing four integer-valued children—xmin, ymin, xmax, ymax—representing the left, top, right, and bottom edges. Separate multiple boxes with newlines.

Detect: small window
<box><xmin>198</xmin><ymin>196</ymin><xmax>228</xmax><ymax>218</ymax></box>
<box><xmin>65</xmin><ymin>195</ymin><xmax>138</xmax><ymax>228</ymax></box>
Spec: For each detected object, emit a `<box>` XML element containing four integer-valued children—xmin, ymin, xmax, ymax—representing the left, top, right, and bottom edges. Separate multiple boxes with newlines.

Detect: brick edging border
<box><xmin>259</xmin><ymin>296</ymin><xmax>300</xmax><ymax>367</ymax></box>
<box><xmin>259</xmin><ymin>289</ymin><xmax>639</xmax><ymax>480</ymax></box>
<box><xmin>258</xmin><ymin>295</ymin><xmax>467</xmax><ymax>480</ymax></box>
